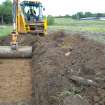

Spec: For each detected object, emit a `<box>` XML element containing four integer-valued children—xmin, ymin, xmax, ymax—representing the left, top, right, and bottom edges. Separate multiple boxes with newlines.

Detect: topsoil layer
<box><xmin>0</xmin><ymin>31</ymin><xmax>105</xmax><ymax>105</ymax></box>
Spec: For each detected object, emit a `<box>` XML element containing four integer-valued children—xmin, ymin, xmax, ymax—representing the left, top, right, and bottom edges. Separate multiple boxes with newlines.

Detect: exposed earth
<box><xmin>0</xmin><ymin>31</ymin><xmax>105</xmax><ymax>105</ymax></box>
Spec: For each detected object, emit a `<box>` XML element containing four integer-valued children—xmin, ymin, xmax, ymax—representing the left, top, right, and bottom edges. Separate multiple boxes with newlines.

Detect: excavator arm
<box><xmin>11</xmin><ymin>0</ymin><xmax>19</xmax><ymax>50</ymax></box>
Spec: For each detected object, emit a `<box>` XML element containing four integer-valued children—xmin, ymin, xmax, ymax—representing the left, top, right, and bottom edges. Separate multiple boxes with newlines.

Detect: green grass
<box><xmin>1</xmin><ymin>18</ymin><xmax>105</xmax><ymax>37</ymax></box>
<box><xmin>1</xmin><ymin>18</ymin><xmax>105</xmax><ymax>44</ymax></box>
<box><xmin>48</xmin><ymin>18</ymin><xmax>105</xmax><ymax>33</ymax></box>
<box><xmin>48</xmin><ymin>17</ymin><xmax>105</xmax><ymax>44</ymax></box>
<box><xmin>0</xmin><ymin>25</ymin><xmax>12</xmax><ymax>37</ymax></box>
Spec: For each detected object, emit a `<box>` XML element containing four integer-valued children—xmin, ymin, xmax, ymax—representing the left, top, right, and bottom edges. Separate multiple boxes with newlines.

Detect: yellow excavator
<box><xmin>0</xmin><ymin>0</ymin><xmax>47</xmax><ymax>58</ymax></box>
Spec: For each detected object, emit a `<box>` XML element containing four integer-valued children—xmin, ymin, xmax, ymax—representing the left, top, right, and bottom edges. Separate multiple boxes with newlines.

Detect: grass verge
<box><xmin>0</xmin><ymin>25</ymin><xmax>12</xmax><ymax>37</ymax></box>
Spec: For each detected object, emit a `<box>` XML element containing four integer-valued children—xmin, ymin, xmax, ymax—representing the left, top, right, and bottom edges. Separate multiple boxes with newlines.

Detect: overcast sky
<box><xmin>0</xmin><ymin>0</ymin><xmax>105</xmax><ymax>16</ymax></box>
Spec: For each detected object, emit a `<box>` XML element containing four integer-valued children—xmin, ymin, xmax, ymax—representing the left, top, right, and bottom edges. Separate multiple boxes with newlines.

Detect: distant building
<box><xmin>80</xmin><ymin>17</ymin><xmax>97</xmax><ymax>20</ymax></box>
<box><xmin>99</xmin><ymin>17</ymin><xmax>105</xmax><ymax>20</ymax></box>
<box><xmin>80</xmin><ymin>17</ymin><xmax>105</xmax><ymax>21</ymax></box>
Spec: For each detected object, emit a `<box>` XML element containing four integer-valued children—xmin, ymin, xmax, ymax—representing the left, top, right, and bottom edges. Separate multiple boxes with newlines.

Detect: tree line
<box><xmin>0</xmin><ymin>0</ymin><xmax>105</xmax><ymax>24</ymax></box>
<box><xmin>55</xmin><ymin>12</ymin><xmax>105</xmax><ymax>19</ymax></box>
<box><xmin>71</xmin><ymin>12</ymin><xmax>105</xmax><ymax>19</ymax></box>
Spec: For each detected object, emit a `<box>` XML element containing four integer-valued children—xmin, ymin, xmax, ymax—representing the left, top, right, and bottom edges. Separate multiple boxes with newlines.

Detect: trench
<box><xmin>0</xmin><ymin>59</ymin><xmax>33</xmax><ymax>104</ymax></box>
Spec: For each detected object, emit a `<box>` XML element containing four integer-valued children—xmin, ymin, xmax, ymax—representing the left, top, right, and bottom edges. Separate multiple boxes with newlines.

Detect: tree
<box><xmin>0</xmin><ymin>2</ymin><xmax>4</xmax><ymax>24</ymax></box>
<box><xmin>0</xmin><ymin>0</ymin><xmax>12</xmax><ymax>24</ymax></box>
<box><xmin>96</xmin><ymin>13</ymin><xmax>103</xmax><ymax>18</ymax></box>
<box><xmin>72</xmin><ymin>14</ymin><xmax>77</xmax><ymax>19</ymax></box>
<box><xmin>64</xmin><ymin>14</ymin><xmax>71</xmax><ymax>18</ymax></box>
<box><xmin>47</xmin><ymin>15</ymin><xmax>55</xmax><ymax>25</ymax></box>
<box><xmin>84</xmin><ymin>12</ymin><xmax>93</xmax><ymax>17</ymax></box>
<box><xmin>77</xmin><ymin>12</ymin><xmax>85</xmax><ymax>19</ymax></box>
<box><xmin>72</xmin><ymin>12</ymin><xmax>84</xmax><ymax>19</ymax></box>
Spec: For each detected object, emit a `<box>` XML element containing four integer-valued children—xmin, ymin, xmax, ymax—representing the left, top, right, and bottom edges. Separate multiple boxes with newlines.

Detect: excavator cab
<box><xmin>19</xmin><ymin>1</ymin><xmax>47</xmax><ymax>34</ymax></box>
<box><xmin>14</xmin><ymin>0</ymin><xmax>47</xmax><ymax>35</ymax></box>
<box><xmin>22</xmin><ymin>1</ymin><xmax>41</xmax><ymax>22</ymax></box>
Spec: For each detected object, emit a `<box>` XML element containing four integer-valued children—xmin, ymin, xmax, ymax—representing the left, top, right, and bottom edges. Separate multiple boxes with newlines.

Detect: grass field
<box><xmin>48</xmin><ymin>18</ymin><xmax>105</xmax><ymax>44</ymax></box>
<box><xmin>49</xmin><ymin>18</ymin><xmax>105</xmax><ymax>33</ymax></box>
<box><xmin>0</xmin><ymin>25</ymin><xmax>12</xmax><ymax>37</ymax></box>
<box><xmin>1</xmin><ymin>18</ymin><xmax>105</xmax><ymax>43</ymax></box>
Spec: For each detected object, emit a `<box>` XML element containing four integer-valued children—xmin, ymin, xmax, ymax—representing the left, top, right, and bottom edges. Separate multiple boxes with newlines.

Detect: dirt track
<box><xmin>0</xmin><ymin>31</ymin><xmax>105</xmax><ymax>105</ymax></box>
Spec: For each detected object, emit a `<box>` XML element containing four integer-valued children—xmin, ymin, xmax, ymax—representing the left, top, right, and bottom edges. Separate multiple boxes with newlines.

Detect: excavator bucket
<box><xmin>0</xmin><ymin>46</ymin><xmax>32</xmax><ymax>58</ymax></box>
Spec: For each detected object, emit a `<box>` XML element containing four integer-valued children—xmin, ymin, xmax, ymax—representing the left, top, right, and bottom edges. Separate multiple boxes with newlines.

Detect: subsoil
<box><xmin>0</xmin><ymin>31</ymin><xmax>105</xmax><ymax>105</ymax></box>
<box><xmin>0</xmin><ymin>59</ymin><xmax>32</xmax><ymax>102</ymax></box>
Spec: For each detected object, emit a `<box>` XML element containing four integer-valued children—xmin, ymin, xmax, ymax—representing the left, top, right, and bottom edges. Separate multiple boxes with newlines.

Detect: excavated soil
<box><xmin>0</xmin><ymin>31</ymin><xmax>105</xmax><ymax>105</ymax></box>
<box><xmin>32</xmin><ymin>31</ymin><xmax>105</xmax><ymax>105</ymax></box>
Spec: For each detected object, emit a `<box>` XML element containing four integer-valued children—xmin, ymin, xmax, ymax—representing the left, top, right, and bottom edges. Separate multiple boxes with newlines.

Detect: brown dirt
<box><xmin>0</xmin><ymin>34</ymin><xmax>37</xmax><ymax>46</ymax></box>
<box><xmin>0</xmin><ymin>34</ymin><xmax>35</xmax><ymax>105</ymax></box>
<box><xmin>0</xmin><ymin>31</ymin><xmax>105</xmax><ymax>105</ymax></box>
<box><xmin>32</xmin><ymin>31</ymin><xmax>105</xmax><ymax>105</ymax></box>
<box><xmin>0</xmin><ymin>59</ymin><xmax>33</xmax><ymax>104</ymax></box>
